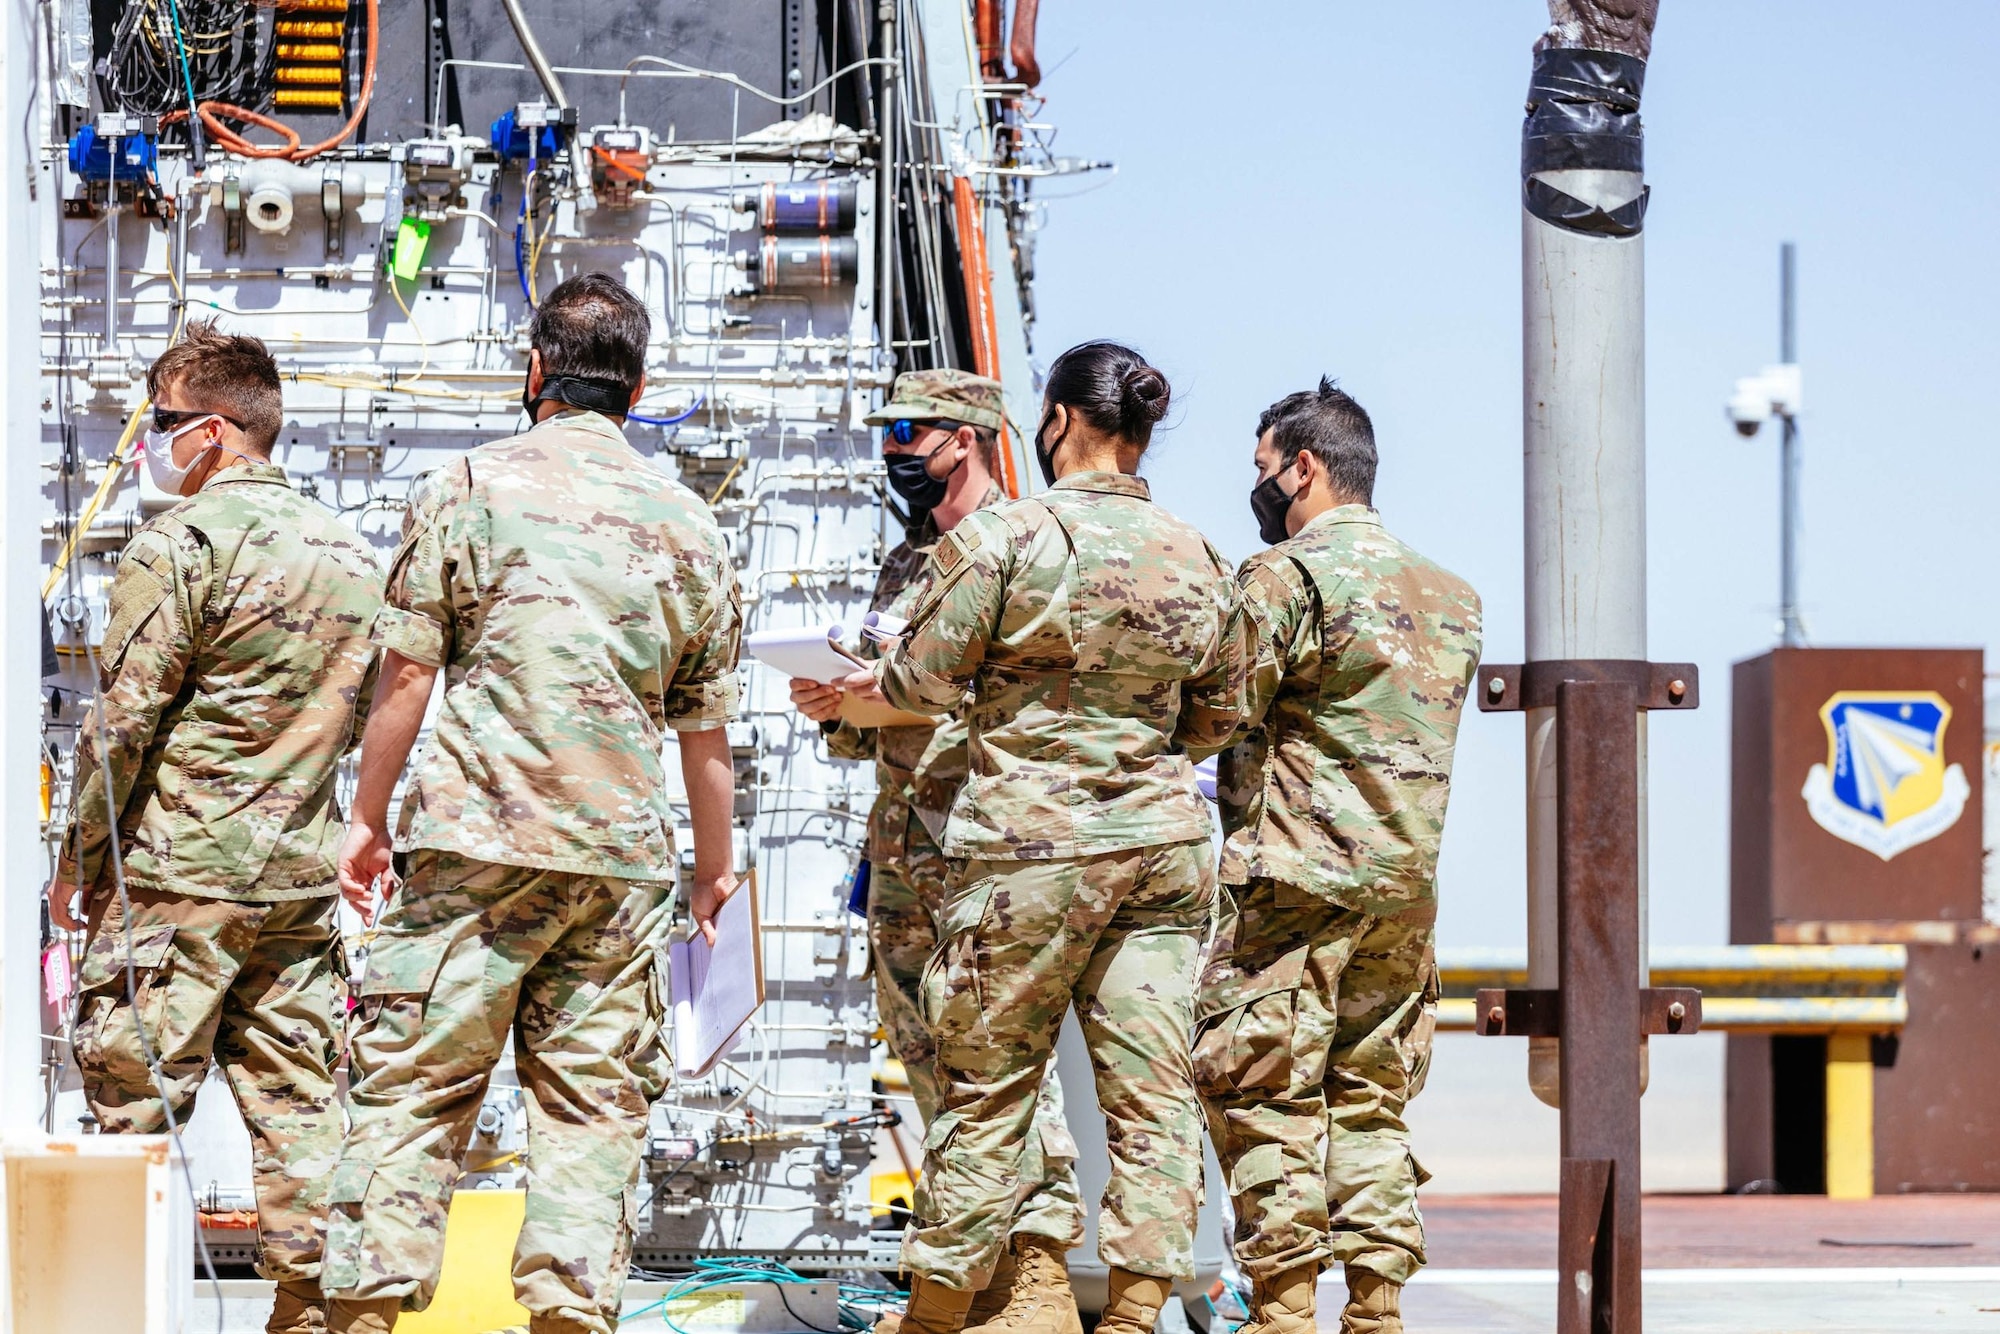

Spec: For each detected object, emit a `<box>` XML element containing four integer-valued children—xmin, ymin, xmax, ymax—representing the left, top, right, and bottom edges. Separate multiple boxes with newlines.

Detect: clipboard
<box><xmin>667</xmin><ymin>869</ymin><xmax>766</xmax><ymax>1079</ymax></box>
<box><xmin>837</xmin><ymin>694</ymin><xmax>940</xmax><ymax>729</ymax></box>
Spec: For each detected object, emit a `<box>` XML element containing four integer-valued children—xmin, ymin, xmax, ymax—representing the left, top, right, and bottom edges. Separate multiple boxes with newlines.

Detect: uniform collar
<box><xmin>534</xmin><ymin>407</ymin><xmax>630</xmax><ymax>443</ymax></box>
<box><xmin>910</xmin><ymin>479</ymin><xmax>1007</xmax><ymax>549</ymax></box>
<box><xmin>1050</xmin><ymin>470</ymin><xmax>1150</xmax><ymax>500</ymax></box>
<box><xmin>203</xmin><ymin>460</ymin><xmax>291</xmax><ymax>491</ymax></box>
<box><xmin>1297</xmin><ymin>502</ymin><xmax>1380</xmax><ymax>535</ymax></box>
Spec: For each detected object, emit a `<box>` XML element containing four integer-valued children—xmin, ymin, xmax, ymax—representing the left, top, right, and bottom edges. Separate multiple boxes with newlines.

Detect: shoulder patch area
<box><xmin>933</xmin><ymin>523</ymin><xmax>983</xmax><ymax>577</ymax></box>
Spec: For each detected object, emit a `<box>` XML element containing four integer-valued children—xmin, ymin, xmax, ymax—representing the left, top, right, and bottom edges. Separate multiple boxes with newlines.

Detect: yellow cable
<box><xmin>387</xmin><ymin>277</ymin><xmax>430</xmax><ymax>385</ymax></box>
<box><xmin>44</xmin><ymin>400</ymin><xmax>149</xmax><ymax>602</ymax></box>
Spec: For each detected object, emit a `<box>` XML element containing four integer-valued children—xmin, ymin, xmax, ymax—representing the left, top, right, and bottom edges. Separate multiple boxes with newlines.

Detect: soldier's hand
<box><xmin>338</xmin><ymin>820</ymin><xmax>397</xmax><ymax>926</ymax></box>
<box><xmin>46</xmin><ymin>876</ymin><xmax>87</xmax><ymax>933</ymax></box>
<box><xmin>790</xmin><ymin>678</ymin><xmax>844</xmax><ymax>725</ymax></box>
<box><xmin>690</xmin><ymin>870</ymin><xmax>738</xmax><ymax>946</ymax></box>
<box><xmin>837</xmin><ymin>668</ymin><xmax>887</xmax><ymax>707</ymax></box>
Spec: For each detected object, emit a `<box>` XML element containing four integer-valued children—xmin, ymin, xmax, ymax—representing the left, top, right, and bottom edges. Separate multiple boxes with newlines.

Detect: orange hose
<box><xmin>951</xmin><ymin>173</ymin><xmax>1015</xmax><ymax>497</ymax></box>
<box><xmin>180</xmin><ymin>0</ymin><xmax>378</xmax><ymax>162</ymax></box>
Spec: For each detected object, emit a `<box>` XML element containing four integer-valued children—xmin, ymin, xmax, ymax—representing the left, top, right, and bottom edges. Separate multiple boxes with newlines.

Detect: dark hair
<box><xmin>1257</xmin><ymin>377</ymin><xmax>1377</xmax><ymax>505</ymax></box>
<box><xmin>1042</xmin><ymin>340</ymin><xmax>1171</xmax><ymax>447</ymax></box>
<box><xmin>530</xmin><ymin>272</ymin><xmax>651</xmax><ymax>391</ymax></box>
<box><xmin>146</xmin><ymin>319</ymin><xmax>284</xmax><ymax>452</ymax></box>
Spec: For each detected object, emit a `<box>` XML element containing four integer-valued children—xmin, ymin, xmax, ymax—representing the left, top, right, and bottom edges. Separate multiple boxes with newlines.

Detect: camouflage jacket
<box><xmin>59</xmin><ymin>462</ymin><xmax>382</xmax><ymax>901</ymax></box>
<box><xmin>825</xmin><ymin>484</ymin><xmax>1006</xmax><ymax>868</ymax></box>
<box><xmin>878</xmin><ymin>471</ymin><xmax>1251</xmax><ymax>860</ymax></box>
<box><xmin>1217</xmin><ymin>505</ymin><xmax>1482</xmax><ymax>915</ymax></box>
<box><xmin>375</xmin><ymin>410</ymin><xmax>741</xmax><ymax>880</ymax></box>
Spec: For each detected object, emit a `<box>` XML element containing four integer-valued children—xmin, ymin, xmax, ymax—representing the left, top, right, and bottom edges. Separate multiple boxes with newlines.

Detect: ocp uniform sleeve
<box><xmin>662</xmin><ymin>550</ymin><xmax>743</xmax><ymax>731</ymax></box>
<box><xmin>371</xmin><ymin>464</ymin><xmax>466</xmax><ymax>668</ymax></box>
<box><xmin>1177</xmin><ymin>553</ymin><xmax>1256</xmax><ymax>760</ymax></box>
<box><xmin>1236</xmin><ymin>552</ymin><xmax>1316</xmax><ymax>734</ymax></box>
<box><xmin>877</xmin><ymin>512</ymin><xmax>1010</xmax><ymax>716</ymax></box>
<box><xmin>60</xmin><ymin>526</ymin><xmax>200</xmax><ymax>887</ymax></box>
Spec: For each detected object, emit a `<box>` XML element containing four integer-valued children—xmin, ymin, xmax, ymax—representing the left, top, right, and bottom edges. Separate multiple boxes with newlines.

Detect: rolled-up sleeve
<box><xmin>663</xmin><ymin>556</ymin><xmax>742</xmax><ymax>731</ymax></box>
<box><xmin>371</xmin><ymin>467</ymin><xmax>464</xmax><ymax>668</ymax></box>
<box><xmin>878</xmin><ymin>516</ymin><xmax>1007</xmax><ymax>716</ymax></box>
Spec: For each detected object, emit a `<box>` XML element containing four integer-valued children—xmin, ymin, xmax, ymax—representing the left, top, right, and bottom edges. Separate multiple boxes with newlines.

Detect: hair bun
<box><xmin>1119</xmin><ymin>365</ymin><xmax>1171</xmax><ymax>428</ymax></box>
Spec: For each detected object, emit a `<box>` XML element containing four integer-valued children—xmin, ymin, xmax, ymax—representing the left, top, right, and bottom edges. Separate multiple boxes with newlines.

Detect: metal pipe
<box><xmin>1522</xmin><ymin>152</ymin><xmax>1651</xmax><ymax>1108</ymax></box>
<box><xmin>877</xmin><ymin>0</ymin><xmax>899</xmax><ymax>372</ymax></box>
<box><xmin>498</xmin><ymin>0</ymin><xmax>569</xmax><ymax>108</ymax></box>
<box><xmin>1778</xmin><ymin>241</ymin><xmax>1804</xmax><ymax>647</ymax></box>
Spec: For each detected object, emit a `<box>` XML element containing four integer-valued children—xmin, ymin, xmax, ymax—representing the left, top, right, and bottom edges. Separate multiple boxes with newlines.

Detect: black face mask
<box><xmin>885</xmin><ymin>447</ymin><xmax>958</xmax><ymax>519</ymax></box>
<box><xmin>1033</xmin><ymin>410</ymin><xmax>1064</xmax><ymax>488</ymax></box>
<box><xmin>1250</xmin><ymin>471</ymin><xmax>1299</xmax><ymax>546</ymax></box>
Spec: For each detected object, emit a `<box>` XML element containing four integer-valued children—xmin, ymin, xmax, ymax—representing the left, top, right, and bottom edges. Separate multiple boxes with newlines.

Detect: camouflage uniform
<box><xmin>1196</xmin><ymin>505</ymin><xmax>1480</xmax><ymax>1287</ymax></box>
<box><xmin>877</xmin><ymin>471</ymin><xmax>1251</xmax><ymax>1288</ymax></box>
<box><xmin>58</xmin><ymin>461</ymin><xmax>381</xmax><ymax>1284</ymax></box>
<box><xmin>824</xmin><ymin>463</ymin><xmax>1082</xmax><ymax>1248</ymax></box>
<box><xmin>322</xmin><ymin>409</ymin><xmax>740</xmax><ymax>1331</ymax></box>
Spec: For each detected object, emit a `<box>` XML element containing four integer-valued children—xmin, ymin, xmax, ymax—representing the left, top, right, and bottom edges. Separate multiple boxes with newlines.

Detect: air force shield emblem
<box><xmin>1801</xmin><ymin>690</ymin><xmax>1970</xmax><ymax>861</ymax></box>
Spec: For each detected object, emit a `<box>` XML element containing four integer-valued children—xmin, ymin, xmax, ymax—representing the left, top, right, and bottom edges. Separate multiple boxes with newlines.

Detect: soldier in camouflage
<box><xmin>839</xmin><ymin>344</ymin><xmax>1252</xmax><ymax>1334</ymax></box>
<box><xmin>793</xmin><ymin>370</ymin><xmax>1084</xmax><ymax>1334</ymax></box>
<box><xmin>321</xmin><ymin>275</ymin><xmax>743</xmax><ymax>1334</ymax></box>
<box><xmin>1197</xmin><ymin>381</ymin><xmax>1481</xmax><ymax>1334</ymax></box>
<box><xmin>46</xmin><ymin>322</ymin><xmax>381</xmax><ymax>1334</ymax></box>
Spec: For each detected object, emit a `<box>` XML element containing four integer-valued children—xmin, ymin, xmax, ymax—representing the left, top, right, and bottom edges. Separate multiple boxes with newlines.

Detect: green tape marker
<box><xmin>392</xmin><ymin>217</ymin><xmax>431</xmax><ymax>282</ymax></box>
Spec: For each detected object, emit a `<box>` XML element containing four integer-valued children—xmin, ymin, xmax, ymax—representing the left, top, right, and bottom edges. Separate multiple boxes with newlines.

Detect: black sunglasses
<box><xmin>152</xmin><ymin>406</ymin><xmax>246</xmax><ymax>434</ymax></box>
<box><xmin>884</xmin><ymin>418</ymin><xmax>961</xmax><ymax>446</ymax></box>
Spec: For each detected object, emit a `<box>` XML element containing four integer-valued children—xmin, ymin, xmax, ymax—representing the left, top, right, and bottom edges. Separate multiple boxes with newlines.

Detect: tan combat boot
<box><xmin>963</xmin><ymin>1235</ymin><xmax>1081</xmax><ymax>1334</ymax></box>
<box><xmin>876</xmin><ymin>1275</ymin><xmax>975</xmax><ymax>1334</ymax></box>
<box><xmin>962</xmin><ymin>1241</ymin><xmax>1020</xmax><ymax>1329</ymax></box>
<box><xmin>1092</xmin><ymin>1268</ymin><xmax>1174</xmax><ymax>1334</ymax></box>
<box><xmin>325</xmin><ymin>1297</ymin><xmax>400</xmax><ymax>1334</ymax></box>
<box><xmin>1245</xmin><ymin>1262</ymin><xmax>1318</xmax><ymax>1334</ymax></box>
<box><xmin>1342</xmin><ymin>1271</ymin><xmax>1402</xmax><ymax>1334</ymax></box>
<box><xmin>267</xmin><ymin>1279</ymin><xmax>330</xmax><ymax>1334</ymax></box>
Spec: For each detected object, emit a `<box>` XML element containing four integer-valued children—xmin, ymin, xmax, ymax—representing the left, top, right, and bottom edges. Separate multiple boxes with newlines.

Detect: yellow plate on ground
<box><xmin>399</xmin><ymin>1188</ymin><xmax>530</xmax><ymax>1333</ymax></box>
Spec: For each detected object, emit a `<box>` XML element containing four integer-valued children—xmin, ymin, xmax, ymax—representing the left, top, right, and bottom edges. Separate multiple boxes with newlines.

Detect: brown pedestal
<box><xmin>1726</xmin><ymin>647</ymin><xmax>1992</xmax><ymax>1192</ymax></box>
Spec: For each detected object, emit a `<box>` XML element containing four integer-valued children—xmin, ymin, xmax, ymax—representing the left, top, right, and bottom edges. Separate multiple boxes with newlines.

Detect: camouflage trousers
<box><xmin>1194</xmin><ymin>879</ymin><xmax>1438</xmax><ymax>1285</ymax></box>
<box><xmin>904</xmin><ymin>840</ymin><xmax>1214</xmax><ymax>1288</ymax></box>
<box><xmin>323</xmin><ymin>850</ymin><xmax>672</xmax><ymax>1332</ymax></box>
<box><xmin>73</xmin><ymin>886</ymin><xmax>344</xmax><ymax>1283</ymax></box>
<box><xmin>867</xmin><ymin>810</ymin><xmax>1083</xmax><ymax>1248</ymax></box>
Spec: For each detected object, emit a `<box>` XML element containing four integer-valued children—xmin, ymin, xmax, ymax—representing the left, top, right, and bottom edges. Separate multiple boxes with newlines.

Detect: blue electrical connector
<box><xmin>490</xmin><ymin>108</ymin><xmax>569</xmax><ymax>161</ymax></box>
<box><xmin>67</xmin><ymin>126</ymin><xmax>159</xmax><ymax>184</ymax></box>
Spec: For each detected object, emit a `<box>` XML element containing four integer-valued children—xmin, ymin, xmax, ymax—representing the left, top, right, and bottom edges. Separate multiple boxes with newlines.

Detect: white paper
<box><xmin>861</xmin><ymin>610</ymin><xmax>909</xmax><ymax>645</ymax></box>
<box><xmin>667</xmin><ymin>883</ymin><xmax>764</xmax><ymax>1079</ymax></box>
<box><xmin>743</xmin><ymin>623</ymin><xmax>862</xmax><ymax>682</ymax></box>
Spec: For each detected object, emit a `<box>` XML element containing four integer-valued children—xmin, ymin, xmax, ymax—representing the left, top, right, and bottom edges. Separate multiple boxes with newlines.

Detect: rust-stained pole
<box><xmin>1478</xmin><ymin>5</ymin><xmax>1700</xmax><ymax>1333</ymax></box>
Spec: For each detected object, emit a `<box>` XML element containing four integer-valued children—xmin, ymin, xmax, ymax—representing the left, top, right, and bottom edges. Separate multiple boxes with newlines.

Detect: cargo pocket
<box><xmin>1405</xmin><ymin>963</ymin><xmax>1441</xmax><ymax>1099</ymax></box>
<box><xmin>1192</xmin><ymin>941</ymin><xmax>1308</xmax><ymax>1100</ymax></box>
<box><xmin>352</xmin><ymin>931</ymin><xmax>453</xmax><ymax>1059</ymax></box>
<box><xmin>919</xmin><ymin>877</ymin><xmax>995</xmax><ymax>1044</ymax></box>
<box><xmin>74</xmin><ymin>923</ymin><xmax>179</xmax><ymax>1091</ymax></box>
<box><xmin>318</xmin><ymin>1160</ymin><xmax>374</xmax><ymax>1292</ymax></box>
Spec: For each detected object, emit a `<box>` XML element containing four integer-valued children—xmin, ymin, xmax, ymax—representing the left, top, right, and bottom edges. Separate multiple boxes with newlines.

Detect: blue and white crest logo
<box><xmin>1801</xmin><ymin>690</ymin><xmax>1969</xmax><ymax>861</ymax></box>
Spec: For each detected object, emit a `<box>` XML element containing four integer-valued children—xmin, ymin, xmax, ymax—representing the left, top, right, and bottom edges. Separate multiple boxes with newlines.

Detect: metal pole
<box><xmin>1521</xmin><ymin>34</ymin><xmax>1654</xmax><ymax>1111</ymax></box>
<box><xmin>1778</xmin><ymin>242</ymin><xmax>1803</xmax><ymax>647</ymax></box>
<box><xmin>877</xmin><ymin>0</ymin><xmax>899</xmax><ymax>370</ymax></box>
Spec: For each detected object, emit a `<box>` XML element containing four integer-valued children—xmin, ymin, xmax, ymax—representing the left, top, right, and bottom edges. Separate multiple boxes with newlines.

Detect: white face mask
<box><xmin>142</xmin><ymin>415</ymin><xmax>227</xmax><ymax>497</ymax></box>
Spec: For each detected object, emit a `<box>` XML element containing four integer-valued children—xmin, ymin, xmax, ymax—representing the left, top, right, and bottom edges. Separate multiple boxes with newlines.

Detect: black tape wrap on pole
<box><xmin>1523</xmin><ymin>46</ymin><xmax>1648</xmax><ymax>237</ymax></box>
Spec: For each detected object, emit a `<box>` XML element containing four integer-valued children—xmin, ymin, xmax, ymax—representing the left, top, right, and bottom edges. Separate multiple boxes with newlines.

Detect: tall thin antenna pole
<box><xmin>1778</xmin><ymin>242</ymin><xmax>1804</xmax><ymax>648</ymax></box>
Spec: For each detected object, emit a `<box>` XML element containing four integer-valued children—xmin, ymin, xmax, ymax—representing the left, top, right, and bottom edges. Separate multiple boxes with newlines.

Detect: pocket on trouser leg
<box><xmin>318</xmin><ymin>1160</ymin><xmax>374</xmax><ymax>1294</ymax></box>
<box><xmin>1404</xmin><ymin>965</ymin><xmax>1441</xmax><ymax>1100</ymax></box>
<box><xmin>919</xmin><ymin>879</ymin><xmax>996</xmax><ymax>1047</ymax></box>
<box><xmin>73</xmin><ymin>923</ymin><xmax>180</xmax><ymax>1102</ymax></box>
<box><xmin>1192</xmin><ymin>942</ymin><xmax>1309</xmax><ymax>1100</ymax></box>
<box><xmin>349</xmin><ymin>931</ymin><xmax>454</xmax><ymax>1069</ymax></box>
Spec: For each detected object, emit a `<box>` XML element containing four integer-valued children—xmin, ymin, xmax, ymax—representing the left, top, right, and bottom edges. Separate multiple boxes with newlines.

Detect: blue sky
<box><xmin>1027</xmin><ymin>0</ymin><xmax>2000</xmax><ymax>952</ymax></box>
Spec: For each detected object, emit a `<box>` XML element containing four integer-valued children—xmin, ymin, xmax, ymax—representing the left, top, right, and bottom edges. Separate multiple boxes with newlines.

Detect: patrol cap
<box><xmin>864</xmin><ymin>368</ymin><xmax>1006</xmax><ymax>432</ymax></box>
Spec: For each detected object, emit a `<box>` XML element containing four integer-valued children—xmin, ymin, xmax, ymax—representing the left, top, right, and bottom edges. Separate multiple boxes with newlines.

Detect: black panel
<box><xmin>366</xmin><ymin>0</ymin><xmax>818</xmax><ymax>143</ymax></box>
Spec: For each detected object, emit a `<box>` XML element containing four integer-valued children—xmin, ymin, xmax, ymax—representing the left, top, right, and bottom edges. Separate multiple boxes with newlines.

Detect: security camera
<box><xmin>1727</xmin><ymin>364</ymin><xmax>1803</xmax><ymax>438</ymax></box>
<box><xmin>1727</xmin><ymin>384</ymin><xmax>1772</xmax><ymax>437</ymax></box>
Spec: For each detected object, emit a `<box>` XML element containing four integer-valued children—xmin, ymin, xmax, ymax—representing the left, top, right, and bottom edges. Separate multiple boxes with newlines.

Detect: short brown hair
<box><xmin>146</xmin><ymin>320</ymin><xmax>284</xmax><ymax>452</ymax></box>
